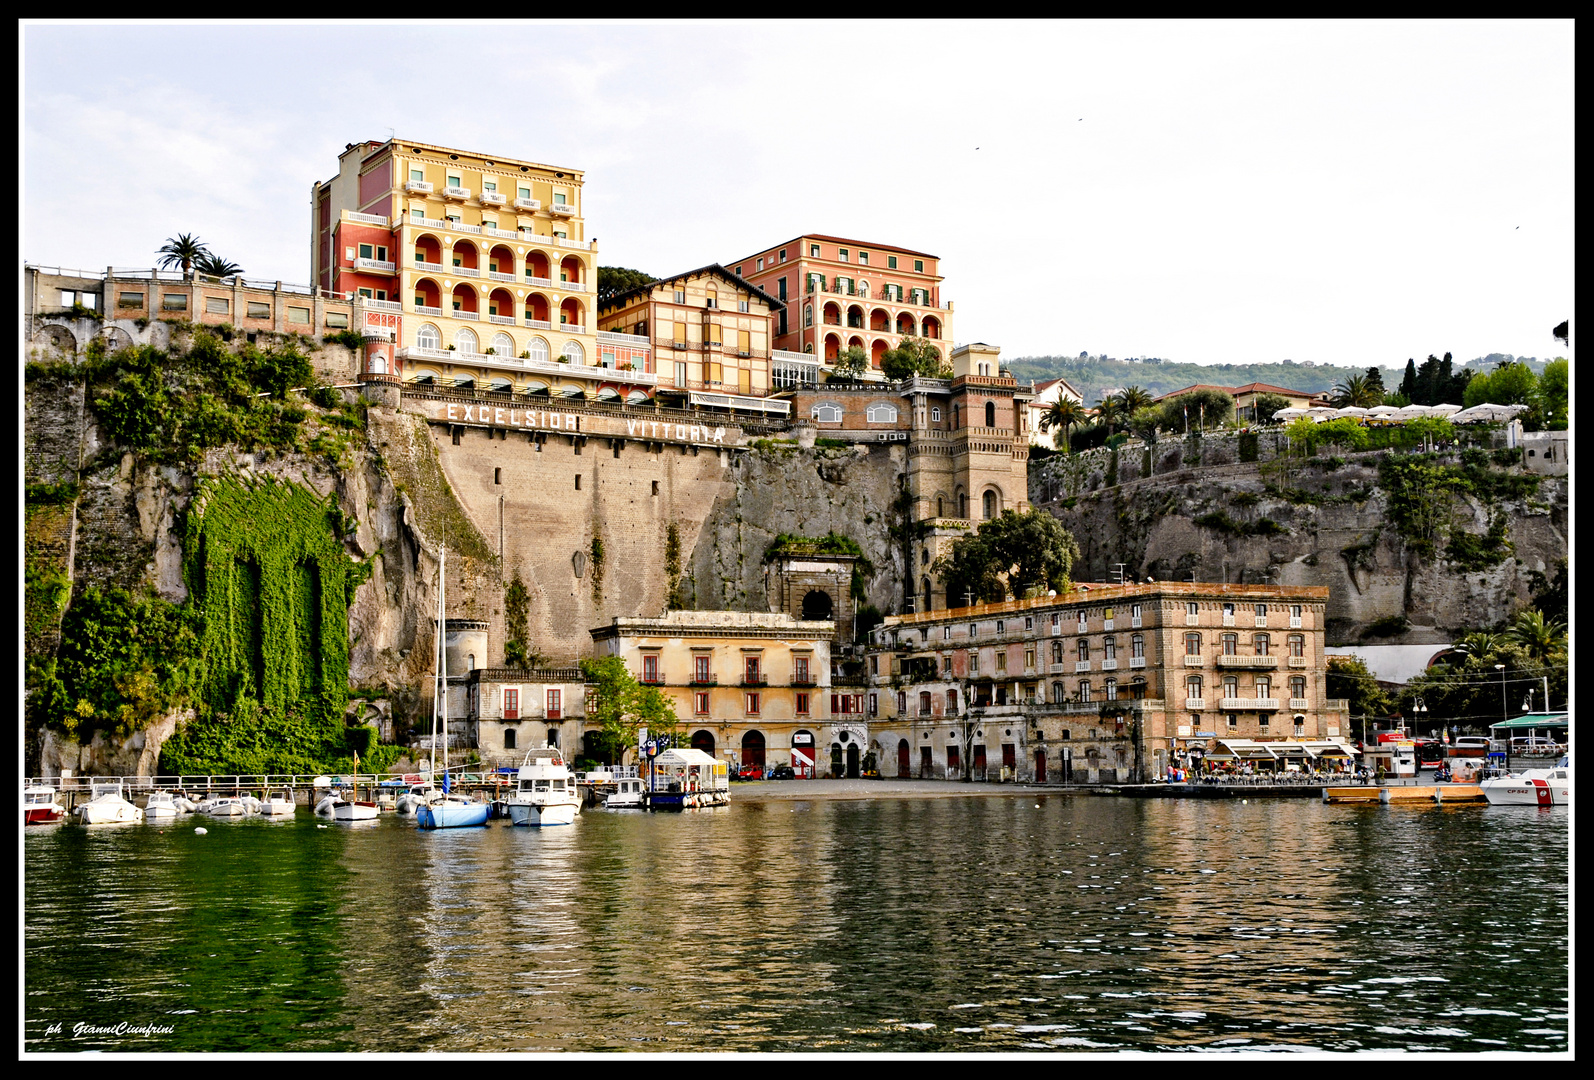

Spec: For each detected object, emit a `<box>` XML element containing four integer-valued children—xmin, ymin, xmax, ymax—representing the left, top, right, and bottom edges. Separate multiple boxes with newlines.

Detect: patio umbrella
<box><xmin>1452</xmin><ymin>402</ymin><xmax>1528</xmax><ymax>423</ymax></box>
<box><xmin>1273</xmin><ymin>407</ymin><xmax>1308</xmax><ymax>421</ymax></box>
<box><xmin>1365</xmin><ymin>405</ymin><xmax>1401</xmax><ymax>415</ymax></box>
<box><xmin>1332</xmin><ymin>406</ymin><xmax>1369</xmax><ymax>419</ymax></box>
<box><xmin>1425</xmin><ymin>402</ymin><xmax>1462</xmax><ymax>417</ymax></box>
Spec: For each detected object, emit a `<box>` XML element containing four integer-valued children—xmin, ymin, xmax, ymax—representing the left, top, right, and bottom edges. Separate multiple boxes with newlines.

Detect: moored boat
<box><xmin>259</xmin><ymin>790</ymin><xmax>297</xmax><ymax>817</ymax></box>
<box><xmin>24</xmin><ymin>784</ymin><xmax>65</xmax><ymax>826</ymax></box>
<box><xmin>142</xmin><ymin>791</ymin><xmax>188</xmax><ymax>821</ymax></box>
<box><xmin>76</xmin><ymin>781</ymin><xmax>143</xmax><ymax>825</ymax></box>
<box><xmin>415</xmin><ymin>546</ymin><xmax>488</xmax><ymax>831</ymax></box>
<box><xmin>415</xmin><ymin>791</ymin><xmax>489</xmax><ymax>829</ymax></box>
<box><xmin>316</xmin><ymin>789</ymin><xmax>380</xmax><ymax>821</ymax></box>
<box><xmin>198</xmin><ymin>795</ymin><xmax>251</xmax><ymax>818</ymax></box>
<box><xmin>506</xmin><ymin>747</ymin><xmax>582</xmax><ymax>826</ymax></box>
<box><xmin>604</xmin><ymin>776</ymin><xmax>647</xmax><ymax>809</ymax></box>
<box><xmin>646</xmin><ymin>748</ymin><xmax>730</xmax><ymax>811</ymax></box>
<box><xmin>1481</xmin><ymin>755</ymin><xmax>1570</xmax><ymax>806</ymax></box>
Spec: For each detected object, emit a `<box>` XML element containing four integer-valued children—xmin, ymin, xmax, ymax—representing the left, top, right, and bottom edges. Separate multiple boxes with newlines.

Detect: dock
<box><xmin>1322</xmin><ymin>784</ymin><xmax>1486</xmax><ymax>804</ymax></box>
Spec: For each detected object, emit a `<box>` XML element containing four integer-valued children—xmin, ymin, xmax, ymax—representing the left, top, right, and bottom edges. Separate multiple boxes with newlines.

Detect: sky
<box><xmin>21</xmin><ymin>20</ymin><xmax>1574</xmax><ymax>368</ymax></box>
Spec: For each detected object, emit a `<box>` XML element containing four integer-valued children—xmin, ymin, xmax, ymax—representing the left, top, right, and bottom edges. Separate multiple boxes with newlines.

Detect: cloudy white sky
<box><xmin>22</xmin><ymin>20</ymin><xmax>1573</xmax><ymax>366</ymax></box>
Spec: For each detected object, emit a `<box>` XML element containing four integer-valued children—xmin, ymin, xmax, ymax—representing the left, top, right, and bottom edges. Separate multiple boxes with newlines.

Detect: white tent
<box><xmin>1452</xmin><ymin>402</ymin><xmax>1528</xmax><ymax>423</ymax></box>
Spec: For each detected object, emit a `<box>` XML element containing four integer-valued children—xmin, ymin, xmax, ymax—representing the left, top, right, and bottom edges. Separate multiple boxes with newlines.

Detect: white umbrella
<box><xmin>1333</xmin><ymin>406</ymin><xmax>1369</xmax><ymax>418</ymax></box>
<box><xmin>1273</xmin><ymin>407</ymin><xmax>1308</xmax><ymax>420</ymax></box>
<box><xmin>1452</xmin><ymin>402</ymin><xmax>1528</xmax><ymax>423</ymax></box>
<box><xmin>1426</xmin><ymin>402</ymin><xmax>1462</xmax><ymax>417</ymax></box>
<box><xmin>1366</xmin><ymin>404</ymin><xmax>1401</xmax><ymax>415</ymax></box>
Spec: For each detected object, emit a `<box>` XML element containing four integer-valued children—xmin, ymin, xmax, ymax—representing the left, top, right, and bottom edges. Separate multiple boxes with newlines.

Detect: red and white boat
<box><xmin>24</xmin><ymin>784</ymin><xmax>64</xmax><ymax>826</ymax></box>
<box><xmin>1481</xmin><ymin>755</ymin><xmax>1570</xmax><ymax>807</ymax></box>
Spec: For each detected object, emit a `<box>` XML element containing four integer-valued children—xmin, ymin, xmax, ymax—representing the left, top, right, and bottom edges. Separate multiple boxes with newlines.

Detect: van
<box><xmin>1450</xmin><ymin>736</ymin><xmax>1491</xmax><ymax>757</ymax></box>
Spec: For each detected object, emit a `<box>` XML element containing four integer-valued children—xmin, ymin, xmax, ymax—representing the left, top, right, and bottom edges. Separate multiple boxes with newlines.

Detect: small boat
<box><xmin>198</xmin><ymin>795</ymin><xmax>251</xmax><ymax>818</ymax></box>
<box><xmin>24</xmin><ymin>784</ymin><xmax>65</xmax><ymax>826</ymax></box>
<box><xmin>1481</xmin><ymin>755</ymin><xmax>1570</xmax><ymax>806</ymax></box>
<box><xmin>76</xmin><ymin>780</ymin><xmax>143</xmax><ymax>825</ymax></box>
<box><xmin>507</xmin><ymin>747</ymin><xmax>582</xmax><ymax>826</ymax></box>
<box><xmin>604</xmin><ymin>776</ymin><xmax>647</xmax><ymax>809</ymax></box>
<box><xmin>395</xmin><ymin>783</ymin><xmax>439</xmax><ymax>815</ymax></box>
<box><xmin>142</xmin><ymin>791</ymin><xmax>189</xmax><ymax>821</ymax></box>
<box><xmin>415</xmin><ymin>546</ymin><xmax>489</xmax><ymax>831</ymax></box>
<box><xmin>646</xmin><ymin>748</ymin><xmax>730</xmax><ymax>811</ymax></box>
<box><xmin>315</xmin><ymin>789</ymin><xmax>380</xmax><ymax>821</ymax></box>
<box><xmin>258</xmin><ymin>790</ymin><xmax>297</xmax><ymax>817</ymax></box>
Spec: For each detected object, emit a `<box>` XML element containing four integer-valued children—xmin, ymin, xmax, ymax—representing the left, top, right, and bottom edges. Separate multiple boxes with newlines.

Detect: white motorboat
<box><xmin>507</xmin><ymin>747</ymin><xmax>582</xmax><ymax>826</ymax></box>
<box><xmin>1481</xmin><ymin>755</ymin><xmax>1570</xmax><ymax>806</ymax></box>
<box><xmin>604</xmin><ymin>776</ymin><xmax>647</xmax><ymax>809</ymax></box>
<box><xmin>259</xmin><ymin>790</ymin><xmax>297</xmax><ymax>817</ymax></box>
<box><xmin>142</xmin><ymin>791</ymin><xmax>189</xmax><ymax>821</ymax></box>
<box><xmin>24</xmin><ymin>784</ymin><xmax>65</xmax><ymax>826</ymax></box>
<box><xmin>395</xmin><ymin>783</ymin><xmax>439</xmax><ymax>815</ymax></box>
<box><xmin>198</xmin><ymin>795</ymin><xmax>251</xmax><ymax>817</ymax></box>
<box><xmin>76</xmin><ymin>781</ymin><xmax>143</xmax><ymax>825</ymax></box>
<box><xmin>316</xmin><ymin>789</ymin><xmax>379</xmax><ymax>821</ymax></box>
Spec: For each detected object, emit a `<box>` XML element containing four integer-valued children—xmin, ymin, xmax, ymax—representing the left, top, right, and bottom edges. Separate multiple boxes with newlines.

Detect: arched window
<box><xmin>527</xmin><ymin>336</ymin><xmax>550</xmax><ymax>365</ymax></box>
<box><xmin>1289</xmin><ymin>635</ymin><xmax>1305</xmax><ymax>657</ymax></box>
<box><xmin>1187</xmin><ymin>675</ymin><xmax>1203</xmax><ymax>699</ymax></box>
<box><xmin>1222</xmin><ymin>633</ymin><xmax>1239</xmax><ymax>656</ymax></box>
<box><xmin>866</xmin><ymin>402</ymin><xmax>898</xmax><ymax>423</ymax></box>
<box><xmin>947</xmin><ymin>689</ymin><xmax>959</xmax><ymax>712</ymax></box>
<box><xmin>812</xmin><ymin>403</ymin><xmax>843</xmax><ymax>423</ymax></box>
<box><xmin>1104</xmin><ymin>678</ymin><xmax>1117</xmax><ymax>701</ymax></box>
<box><xmin>1077</xmin><ymin>639</ymin><xmax>1089</xmax><ymax>662</ymax></box>
<box><xmin>937</xmin><ymin>496</ymin><xmax>944</xmax><ymax>517</ymax></box>
<box><xmin>985</xmin><ymin>401</ymin><xmax>996</xmax><ymax>427</ymax></box>
<box><xmin>804</xmin><ymin>304</ymin><xmax>813</xmax><ymax>328</ymax></box>
<box><xmin>562</xmin><ymin>340</ymin><xmax>585</xmax><ymax>365</ymax></box>
<box><xmin>1255</xmin><ymin>634</ymin><xmax>1271</xmax><ymax>656</ymax></box>
<box><xmin>1052</xmin><ymin>682</ymin><xmax>1066</xmax><ymax>704</ymax></box>
<box><xmin>454</xmin><ymin>327</ymin><xmax>479</xmax><ymax>354</ymax></box>
<box><xmin>491</xmin><ymin>332</ymin><xmax>515</xmax><ymax>356</ymax></box>
<box><xmin>1078</xmin><ymin>681</ymin><xmax>1091</xmax><ymax>703</ymax></box>
<box><xmin>983</xmin><ymin>491</ymin><xmax>996</xmax><ymax>519</ymax></box>
<box><xmin>1185</xmin><ymin>633</ymin><xmax>1202</xmax><ymax>656</ymax></box>
<box><xmin>920</xmin><ymin>577</ymin><xmax>932</xmax><ymax>610</ymax></box>
<box><xmin>1103</xmin><ymin>637</ymin><xmax>1116</xmax><ymax>660</ymax></box>
<box><xmin>417</xmin><ymin>323</ymin><xmax>441</xmax><ymax>351</ymax></box>
<box><xmin>1051</xmin><ymin>640</ymin><xmax>1063</xmax><ymax>664</ymax></box>
<box><xmin>1131</xmin><ymin>677</ymin><xmax>1146</xmax><ymax>699</ymax></box>
<box><xmin>1290</xmin><ymin>676</ymin><xmax>1306</xmax><ymax>700</ymax></box>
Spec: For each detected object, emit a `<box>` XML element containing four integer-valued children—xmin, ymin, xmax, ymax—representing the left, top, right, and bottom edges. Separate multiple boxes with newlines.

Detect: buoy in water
<box><xmin>194</xmin><ymin>826</ymin><xmax>208</xmax><ymax>835</ymax></box>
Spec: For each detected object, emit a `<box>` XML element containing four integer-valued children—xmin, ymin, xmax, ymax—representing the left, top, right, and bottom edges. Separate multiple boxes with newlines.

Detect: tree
<box><xmin>1124</xmin><ymin>406</ymin><xmax>1162</xmax><ymax>443</ymax></box>
<box><xmin>579</xmin><ymin>655</ymin><xmax>680</xmax><ymax>766</ymax></box>
<box><xmin>931</xmin><ymin>508</ymin><xmax>1080</xmax><ymax>604</ymax></box>
<box><xmin>1552</xmin><ymin>320</ymin><xmax>1568</xmax><ymax>346</ymax></box>
<box><xmin>1539</xmin><ymin>358</ymin><xmax>1567</xmax><ymax>429</ymax></box>
<box><xmin>502</xmin><ymin>571</ymin><xmax>535</xmax><ymax>669</ymax></box>
<box><xmin>194</xmin><ymin>251</ymin><xmax>244</xmax><ymax>279</ymax></box>
<box><xmin>1462</xmin><ymin>361</ymin><xmax>1539</xmax><ymax>422</ymax></box>
<box><xmin>1326</xmin><ymin>656</ymin><xmax>1393</xmax><ymax>728</ymax></box>
<box><xmin>828</xmin><ymin>345</ymin><xmax>869</xmax><ymax>381</ymax></box>
<box><xmin>1093</xmin><ymin>395</ymin><xmax>1124</xmax><ymax>438</ymax></box>
<box><xmin>597</xmin><ymin>266</ymin><xmax>656</xmax><ymax>305</ymax></box>
<box><xmin>1330</xmin><ymin>374</ymin><xmax>1383</xmax><ymax>409</ymax></box>
<box><xmin>1504</xmin><ymin>609</ymin><xmax>1567</xmax><ymax>666</ymax></box>
<box><xmin>1114</xmin><ymin>385</ymin><xmax>1155</xmax><ymax>414</ymax></box>
<box><xmin>879</xmin><ymin>336</ymin><xmax>948</xmax><ymax>381</ymax></box>
<box><xmin>1251</xmin><ymin>393</ymin><xmax>1291</xmax><ymax>424</ymax></box>
<box><xmin>156</xmin><ymin>234</ymin><xmax>210</xmax><ymax>278</ymax></box>
<box><xmin>1039</xmin><ymin>398</ymin><xmax>1089</xmax><ymax>452</ymax></box>
<box><xmin>1528</xmin><ymin>558</ymin><xmax>1567</xmax><ymax>625</ymax></box>
<box><xmin>1173</xmin><ymin>387</ymin><xmax>1236</xmax><ymax>430</ymax></box>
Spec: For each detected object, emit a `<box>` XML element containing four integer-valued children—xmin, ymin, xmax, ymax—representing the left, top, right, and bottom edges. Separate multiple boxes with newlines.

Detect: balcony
<box><xmin>482</xmin><ymin>226</ymin><xmax>521</xmax><ymax>240</ymax></box>
<box><xmin>1183</xmin><ymin>655</ymin><xmax>1205</xmax><ymax>667</ymax></box>
<box><xmin>404</xmin><ymin>180</ymin><xmax>433</xmax><ymax>194</ymax></box>
<box><xmin>352</xmin><ymin>257</ymin><xmax>396</xmax><ymax>275</ymax></box>
<box><xmin>1288</xmin><ymin>657</ymin><xmax>1309</xmax><ymax>668</ymax></box>
<box><xmin>513</xmin><ymin>197</ymin><xmax>540</xmax><ymax>211</ymax></box>
<box><xmin>689</xmin><ymin>676</ymin><xmax>718</xmax><ymax>687</ymax></box>
<box><xmin>450</xmin><ymin>265</ymin><xmax>481</xmax><ymax>278</ymax></box>
<box><xmin>1255</xmin><ymin>616</ymin><xmax>1269</xmax><ymax>628</ymax></box>
<box><xmin>488</xmin><ymin>314</ymin><xmax>516</xmax><ymax>325</ymax></box>
<box><xmin>487</xmin><ymin>271</ymin><xmax>516</xmax><ymax>283</ymax></box>
<box><xmin>502</xmin><ymin>708</ymin><xmax>519</xmax><ymax>720</ymax></box>
<box><xmin>1074</xmin><ymin>661</ymin><xmax>1091</xmax><ymax>673</ymax></box>
<box><xmin>525</xmin><ymin>318</ymin><xmax>553</xmax><ymax>330</ymax></box>
<box><xmin>1103</xmin><ymin>620</ymin><xmax>1114</xmax><ymax>631</ymax></box>
<box><xmin>413</xmin><ymin>260</ymin><xmax>447</xmax><ymax>274</ymax></box>
<box><xmin>1186</xmin><ymin>615</ymin><xmax>1201</xmax><ymax>626</ymax></box>
<box><xmin>361</xmin><ymin>298</ymin><xmax>402</xmax><ymax>312</ymax></box>
<box><xmin>549</xmin><ymin>202</ymin><xmax>576</xmax><ymax>216</ymax></box>
<box><xmin>1216</xmin><ymin>655</ymin><xmax>1279</xmax><ymax>669</ymax></box>
<box><xmin>791</xmin><ymin>677</ymin><xmax>818</xmax><ymax>688</ymax></box>
<box><xmin>640</xmin><ymin>676</ymin><xmax>666</xmax><ymax>687</ymax></box>
<box><xmin>1129</xmin><ymin>657</ymin><xmax>1147</xmax><ymax>669</ymax></box>
<box><xmin>1185</xmin><ymin>698</ymin><xmax>1206</xmax><ymax>710</ymax></box>
<box><xmin>1289</xmin><ymin>698</ymin><xmax>1310</xmax><ymax>710</ymax></box>
<box><xmin>443</xmin><ymin>186</ymin><xmax>472</xmax><ymax>200</ymax></box>
<box><xmin>1049</xmin><ymin>663</ymin><xmax>1066</xmax><ymax>674</ymax></box>
<box><xmin>1223</xmin><ymin>615</ymin><xmax>1236</xmax><ymax>626</ymax></box>
<box><xmin>450</xmin><ymin>309</ymin><xmax>480</xmax><ymax>321</ymax></box>
<box><xmin>480</xmin><ymin>192</ymin><xmax>507</xmax><ymax>206</ymax></box>
<box><xmin>1220</xmin><ymin>697</ymin><xmax>1279</xmax><ymax>711</ymax></box>
<box><xmin>526</xmin><ymin>276</ymin><xmax>555</xmax><ymax>289</ymax></box>
<box><xmin>413</xmin><ymin>304</ymin><xmax>443</xmax><ymax>316</ymax></box>
<box><xmin>740</xmin><ymin>675</ymin><xmax>768</xmax><ymax>688</ymax></box>
<box><xmin>1290</xmin><ymin>618</ymin><xmax>1303</xmax><ymax>629</ymax></box>
<box><xmin>1099</xmin><ymin>658</ymin><xmax>1118</xmax><ymax>671</ymax></box>
<box><xmin>598</xmin><ymin>330</ymin><xmax>651</xmax><ymax>347</ymax></box>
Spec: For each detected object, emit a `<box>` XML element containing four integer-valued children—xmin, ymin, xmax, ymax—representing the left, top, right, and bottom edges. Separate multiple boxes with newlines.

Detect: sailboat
<box><xmin>416</xmin><ymin>545</ymin><xmax>489</xmax><ymax>830</ymax></box>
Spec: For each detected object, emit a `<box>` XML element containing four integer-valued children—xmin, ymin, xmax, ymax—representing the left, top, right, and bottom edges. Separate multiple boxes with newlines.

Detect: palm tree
<box><xmin>156</xmin><ymin>234</ymin><xmax>210</xmax><ymax>278</ymax></box>
<box><xmin>1330</xmin><ymin>374</ymin><xmax>1383</xmax><ymax>409</ymax></box>
<box><xmin>1505</xmin><ymin>609</ymin><xmax>1567</xmax><ymax>664</ymax></box>
<box><xmin>1039</xmin><ymin>398</ymin><xmax>1089</xmax><ymax>453</ymax></box>
<box><xmin>1094</xmin><ymin>396</ymin><xmax>1124</xmax><ymax>439</ymax></box>
<box><xmin>194</xmin><ymin>251</ymin><xmax>244</xmax><ymax>279</ymax></box>
<box><xmin>1115</xmin><ymin>385</ymin><xmax>1155</xmax><ymax>414</ymax></box>
<box><xmin>1453</xmin><ymin>631</ymin><xmax>1507</xmax><ymax>662</ymax></box>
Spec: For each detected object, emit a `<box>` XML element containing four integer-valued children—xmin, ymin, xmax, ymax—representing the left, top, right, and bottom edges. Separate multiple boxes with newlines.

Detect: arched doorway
<box><xmin>829</xmin><ymin>743</ymin><xmax>843</xmax><ymax>778</ymax></box>
<box><xmin>691</xmin><ymin>730</ymin><xmax>715</xmax><ymax>756</ymax></box>
<box><xmin>1035</xmin><ymin>748</ymin><xmax>1047</xmax><ymax>783</ymax></box>
<box><xmin>846</xmin><ymin>744</ymin><xmax>861</xmax><ymax>778</ymax></box>
<box><xmin>741</xmin><ymin>730</ymin><xmax>765</xmax><ymax>770</ymax></box>
<box><xmin>801</xmin><ymin>589</ymin><xmax>833</xmax><ymax>621</ymax></box>
<box><xmin>897</xmin><ymin>738</ymin><xmax>911</xmax><ymax>778</ymax></box>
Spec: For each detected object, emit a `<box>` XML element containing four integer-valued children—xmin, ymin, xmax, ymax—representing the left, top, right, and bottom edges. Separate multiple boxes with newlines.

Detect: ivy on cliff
<box><xmin>764</xmin><ymin>531</ymin><xmax>875</xmax><ymax>600</ymax></box>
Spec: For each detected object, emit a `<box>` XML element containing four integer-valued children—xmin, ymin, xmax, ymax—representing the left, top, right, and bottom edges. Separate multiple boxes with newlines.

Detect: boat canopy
<box><xmin>1489</xmin><ymin>712</ymin><xmax>1567</xmax><ymax>730</ymax></box>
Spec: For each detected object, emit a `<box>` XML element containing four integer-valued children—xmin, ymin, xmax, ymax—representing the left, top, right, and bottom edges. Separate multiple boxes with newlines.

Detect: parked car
<box><xmin>769</xmin><ymin>765</ymin><xmax>795</xmax><ymax>780</ymax></box>
<box><xmin>736</xmin><ymin>763</ymin><xmax>765</xmax><ymax>782</ymax></box>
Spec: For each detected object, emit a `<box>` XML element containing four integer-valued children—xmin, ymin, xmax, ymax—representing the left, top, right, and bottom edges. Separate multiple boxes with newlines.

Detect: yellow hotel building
<box><xmin>311</xmin><ymin>138</ymin><xmax>654</xmax><ymax>401</ymax></box>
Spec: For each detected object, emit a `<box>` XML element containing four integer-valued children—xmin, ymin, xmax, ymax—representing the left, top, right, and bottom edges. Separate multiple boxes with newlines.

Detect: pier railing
<box><xmin>25</xmin><ymin>768</ymin><xmax>505</xmax><ymax>797</ymax></box>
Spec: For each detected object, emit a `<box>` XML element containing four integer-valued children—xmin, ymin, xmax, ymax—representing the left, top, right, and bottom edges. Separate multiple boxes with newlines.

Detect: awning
<box><xmin>1303</xmin><ymin>741</ymin><xmax>1359</xmax><ymax>758</ymax></box>
<box><xmin>1489</xmin><ymin>713</ymin><xmax>1567</xmax><ymax>730</ymax></box>
<box><xmin>1211</xmin><ymin>739</ymin><xmax>1280</xmax><ymax>761</ymax></box>
<box><xmin>626</xmin><ymin>390</ymin><xmax>650</xmax><ymax>404</ymax></box>
<box><xmin>595</xmin><ymin>387</ymin><xmax>621</xmax><ymax>401</ymax></box>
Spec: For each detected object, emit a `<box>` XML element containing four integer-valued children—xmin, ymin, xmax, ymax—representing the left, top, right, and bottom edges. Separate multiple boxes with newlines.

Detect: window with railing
<box><xmin>1222</xmin><ymin>633</ymin><xmax>1238</xmax><ymax>656</ymax></box>
<box><xmin>1255</xmin><ymin>634</ymin><xmax>1271</xmax><ymax>656</ymax></box>
<box><xmin>1186</xmin><ymin>633</ymin><xmax>1202</xmax><ymax>656</ymax></box>
<box><xmin>546</xmin><ymin>689</ymin><xmax>562</xmax><ymax>719</ymax></box>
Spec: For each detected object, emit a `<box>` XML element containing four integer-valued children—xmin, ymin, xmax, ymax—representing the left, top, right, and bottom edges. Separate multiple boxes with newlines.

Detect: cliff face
<box><xmin>1031</xmin><ymin>436</ymin><xmax>1567</xmax><ymax>645</ymax></box>
<box><xmin>685</xmin><ymin>441</ymin><xmax>908</xmax><ymax>620</ymax></box>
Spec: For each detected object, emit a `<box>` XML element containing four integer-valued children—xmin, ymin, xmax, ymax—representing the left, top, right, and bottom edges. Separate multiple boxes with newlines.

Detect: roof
<box><xmin>1227</xmin><ymin>382</ymin><xmax>1317</xmax><ymax>398</ymax></box>
<box><xmin>732</xmin><ymin>233</ymin><xmax>940</xmax><ymax>265</ymax></box>
<box><xmin>599</xmin><ymin>262</ymin><xmax>783</xmax><ymax>313</ymax></box>
<box><xmin>1154</xmin><ymin>384</ymin><xmax>1239</xmax><ymax>402</ymax></box>
<box><xmin>1489</xmin><ymin>713</ymin><xmax>1568</xmax><ymax>730</ymax></box>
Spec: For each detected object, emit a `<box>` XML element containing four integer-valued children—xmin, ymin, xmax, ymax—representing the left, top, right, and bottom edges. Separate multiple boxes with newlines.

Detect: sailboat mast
<box><xmin>440</xmin><ymin>546</ymin><xmax>449</xmax><ymax>786</ymax></box>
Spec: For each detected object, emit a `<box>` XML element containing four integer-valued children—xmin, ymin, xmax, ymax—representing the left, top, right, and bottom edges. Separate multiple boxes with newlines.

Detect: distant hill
<box><xmin>1007</xmin><ymin>353</ymin><xmax>1555</xmax><ymax>404</ymax></box>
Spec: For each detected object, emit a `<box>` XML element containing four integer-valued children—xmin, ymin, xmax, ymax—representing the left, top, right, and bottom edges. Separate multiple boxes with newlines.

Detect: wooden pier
<box><xmin>1322</xmin><ymin>784</ymin><xmax>1486</xmax><ymax>804</ymax></box>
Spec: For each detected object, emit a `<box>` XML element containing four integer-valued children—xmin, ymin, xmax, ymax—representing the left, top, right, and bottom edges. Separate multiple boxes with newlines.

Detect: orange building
<box><xmin>311</xmin><ymin>138</ymin><xmax>654</xmax><ymax>402</ymax></box>
<box><xmin>726</xmin><ymin>234</ymin><xmax>953</xmax><ymax>378</ymax></box>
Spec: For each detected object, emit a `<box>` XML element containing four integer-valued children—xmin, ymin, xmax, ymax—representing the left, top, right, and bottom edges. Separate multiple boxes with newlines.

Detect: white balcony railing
<box><xmin>396</xmin><ymin>346</ymin><xmax>658</xmax><ymax>386</ymax></box>
<box><xmin>1186</xmin><ymin>615</ymin><xmax>1201</xmax><ymax>626</ymax></box>
<box><xmin>1131</xmin><ymin>617</ymin><xmax>1142</xmax><ymax>628</ymax></box>
<box><xmin>1100</xmin><ymin>658</ymin><xmax>1118</xmax><ymax>671</ymax></box>
<box><xmin>1223</xmin><ymin>615</ymin><xmax>1236</xmax><ymax>627</ymax></box>
<box><xmin>413</xmin><ymin>260</ymin><xmax>446</xmax><ymax>274</ymax></box>
<box><xmin>483</xmin><ymin>227</ymin><xmax>522</xmax><ymax>240</ymax></box>
<box><xmin>451</xmin><ymin>309</ymin><xmax>480</xmax><ymax>321</ymax></box>
<box><xmin>1290</xmin><ymin>618</ymin><xmax>1303</xmax><ymax>629</ymax></box>
<box><xmin>598</xmin><ymin>330</ymin><xmax>651</xmax><ymax>346</ymax></box>
<box><xmin>1220</xmin><ymin>697</ymin><xmax>1279</xmax><ymax>711</ymax></box>
<box><xmin>513</xmin><ymin>197</ymin><xmax>540</xmax><ymax>211</ymax></box>
<box><xmin>1256</xmin><ymin>617</ymin><xmax>1269</xmax><ymax>628</ymax></box>
<box><xmin>361</xmin><ymin>298</ymin><xmax>402</xmax><ymax>312</ymax></box>
<box><xmin>1183</xmin><ymin>655</ymin><xmax>1204</xmax><ymax>667</ymax></box>
<box><xmin>1074</xmin><ymin>661</ymin><xmax>1091</xmax><ymax>673</ymax></box>
<box><xmin>345</xmin><ymin>210</ymin><xmax>390</xmax><ymax>226</ymax></box>
<box><xmin>526</xmin><ymin>276</ymin><xmax>554</xmax><ymax>289</ymax></box>
<box><xmin>1289</xmin><ymin>698</ymin><xmax>1310</xmax><ymax>710</ymax></box>
<box><xmin>1185</xmin><ymin>699</ymin><xmax>1206</xmax><ymax>711</ymax></box>
<box><xmin>525</xmin><ymin>318</ymin><xmax>553</xmax><ymax>330</ymax></box>
<box><xmin>413</xmin><ymin>304</ymin><xmax>443</xmax><ymax>316</ymax></box>
<box><xmin>480</xmin><ymin>192</ymin><xmax>506</xmax><ymax>206</ymax></box>
<box><xmin>1129</xmin><ymin>657</ymin><xmax>1147</xmax><ymax>669</ymax></box>
<box><xmin>352</xmin><ymin>258</ymin><xmax>396</xmax><ymax>274</ymax></box>
<box><xmin>1216</xmin><ymin>655</ymin><xmax>1279</xmax><ymax>669</ymax></box>
<box><xmin>404</xmin><ymin>180</ymin><xmax>434</xmax><ymax>194</ymax></box>
<box><xmin>487</xmin><ymin>271</ymin><xmax>516</xmax><ymax>282</ymax></box>
<box><xmin>451</xmin><ymin>266</ymin><xmax>481</xmax><ymax>278</ymax></box>
<box><xmin>488</xmin><ymin>314</ymin><xmax>516</xmax><ymax>325</ymax></box>
<box><xmin>1103</xmin><ymin>620</ymin><xmax>1114</xmax><ymax>631</ymax></box>
<box><xmin>443</xmin><ymin>186</ymin><xmax>471</xmax><ymax>200</ymax></box>
<box><xmin>549</xmin><ymin>203</ymin><xmax>575</xmax><ymax>215</ymax></box>
<box><xmin>1288</xmin><ymin>657</ymin><xmax>1309</xmax><ymax>668</ymax></box>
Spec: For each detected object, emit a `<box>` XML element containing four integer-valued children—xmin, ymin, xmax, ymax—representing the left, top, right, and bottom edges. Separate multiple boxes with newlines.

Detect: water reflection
<box><xmin>25</xmin><ymin>797</ymin><xmax>1567</xmax><ymax>1053</ymax></box>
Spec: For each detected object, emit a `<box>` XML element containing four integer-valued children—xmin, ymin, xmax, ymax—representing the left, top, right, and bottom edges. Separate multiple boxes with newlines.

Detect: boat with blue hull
<box><xmin>417</xmin><ymin>546</ymin><xmax>488</xmax><ymax>831</ymax></box>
